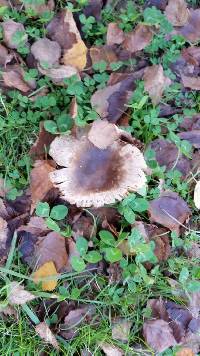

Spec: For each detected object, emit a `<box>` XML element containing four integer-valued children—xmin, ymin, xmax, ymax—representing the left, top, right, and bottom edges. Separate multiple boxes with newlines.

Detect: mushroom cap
<box><xmin>49</xmin><ymin>134</ymin><xmax>147</xmax><ymax>208</ymax></box>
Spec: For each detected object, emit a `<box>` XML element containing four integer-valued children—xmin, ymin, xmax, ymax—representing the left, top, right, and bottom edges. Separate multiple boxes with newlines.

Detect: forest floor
<box><xmin>0</xmin><ymin>0</ymin><xmax>200</xmax><ymax>355</ymax></box>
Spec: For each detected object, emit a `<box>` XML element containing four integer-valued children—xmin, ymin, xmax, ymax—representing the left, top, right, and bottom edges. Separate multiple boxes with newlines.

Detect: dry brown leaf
<box><xmin>29</xmin><ymin>122</ymin><xmax>55</xmax><ymax>160</ymax></box>
<box><xmin>148</xmin><ymin>191</ymin><xmax>191</xmax><ymax>235</ymax></box>
<box><xmin>99</xmin><ymin>342</ymin><xmax>124</xmax><ymax>356</ymax></box>
<box><xmin>2</xmin><ymin>65</ymin><xmax>36</xmax><ymax>93</ymax></box>
<box><xmin>150</xmin><ymin>138</ymin><xmax>191</xmax><ymax>178</ymax></box>
<box><xmin>143</xmin><ymin>319</ymin><xmax>177</xmax><ymax>353</ymax></box>
<box><xmin>181</xmin><ymin>74</ymin><xmax>200</xmax><ymax>90</ymax></box>
<box><xmin>8</xmin><ymin>282</ymin><xmax>36</xmax><ymax>305</ymax></box>
<box><xmin>35</xmin><ymin>322</ymin><xmax>59</xmax><ymax>349</ymax></box>
<box><xmin>90</xmin><ymin>45</ymin><xmax>118</xmax><ymax>69</ymax></box>
<box><xmin>179</xmin><ymin>9</ymin><xmax>200</xmax><ymax>43</ymax></box>
<box><xmin>144</xmin><ymin>64</ymin><xmax>171</xmax><ymax>105</ymax></box>
<box><xmin>112</xmin><ymin>318</ymin><xmax>132</xmax><ymax>342</ymax></box>
<box><xmin>33</xmin><ymin>261</ymin><xmax>58</xmax><ymax>291</ymax></box>
<box><xmin>31</xmin><ymin>38</ymin><xmax>61</xmax><ymax>66</ymax></box>
<box><xmin>194</xmin><ymin>180</ymin><xmax>200</xmax><ymax>209</ymax></box>
<box><xmin>88</xmin><ymin>120</ymin><xmax>120</xmax><ymax>149</ymax></box>
<box><xmin>106</xmin><ymin>22</ymin><xmax>125</xmax><ymax>46</ymax></box>
<box><xmin>0</xmin><ymin>43</ymin><xmax>13</xmax><ymax>67</ymax></box>
<box><xmin>38</xmin><ymin>64</ymin><xmax>78</xmax><ymax>84</ymax></box>
<box><xmin>165</xmin><ymin>0</ymin><xmax>189</xmax><ymax>27</ymax></box>
<box><xmin>2</xmin><ymin>20</ymin><xmax>27</xmax><ymax>49</ymax></box>
<box><xmin>30</xmin><ymin>160</ymin><xmax>55</xmax><ymax>213</ymax></box>
<box><xmin>123</xmin><ymin>24</ymin><xmax>153</xmax><ymax>53</ymax></box>
<box><xmin>35</xmin><ymin>231</ymin><xmax>68</xmax><ymax>271</ymax></box>
<box><xmin>176</xmin><ymin>348</ymin><xmax>195</xmax><ymax>356</ymax></box>
<box><xmin>69</xmin><ymin>97</ymin><xmax>78</xmax><ymax>119</ymax></box>
<box><xmin>91</xmin><ymin>73</ymin><xmax>136</xmax><ymax>123</ymax></box>
<box><xmin>47</xmin><ymin>9</ymin><xmax>87</xmax><ymax>71</ymax></box>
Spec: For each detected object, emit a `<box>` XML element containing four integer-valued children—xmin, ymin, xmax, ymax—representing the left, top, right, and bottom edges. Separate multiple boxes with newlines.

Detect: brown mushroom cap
<box><xmin>49</xmin><ymin>132</ymin><xmax>147</xmax><ymax>207</ymax></box>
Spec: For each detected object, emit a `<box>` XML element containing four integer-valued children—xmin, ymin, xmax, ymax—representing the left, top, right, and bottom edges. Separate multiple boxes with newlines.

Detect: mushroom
<box><xmin>49</xmin><ymin>120</ymin><xmax>147</xmax><ymax>207</ymax></box>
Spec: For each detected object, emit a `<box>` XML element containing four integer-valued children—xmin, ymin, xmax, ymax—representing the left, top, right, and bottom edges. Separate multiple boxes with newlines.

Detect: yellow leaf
<box><xmin>33</xmin><ymin>261</ymin><xmax>58</xmax><ymax>291</ymax></box>
<box><xmin>63</xmin><ymin>40</ymin><xmax>87</xmax><ymax>71</ymax></box>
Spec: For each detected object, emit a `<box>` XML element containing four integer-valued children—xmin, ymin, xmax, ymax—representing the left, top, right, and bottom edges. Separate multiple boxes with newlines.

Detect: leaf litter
<box><xmin>0</xmin><ymin>0</ymin><xmax>200</xmax><ymax>354</ymax></box>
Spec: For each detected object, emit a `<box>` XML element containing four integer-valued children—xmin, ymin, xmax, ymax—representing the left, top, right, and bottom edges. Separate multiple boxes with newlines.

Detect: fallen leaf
<box><xmin>112</xmin><ymin>318</ymin><xmax>132</xmax><ymax>342</ymax></box>
<box><xmin>150</xmin><ymin>138</ymin><xmax>191</xmax><ymax>177</ymax></box>
<box><xmin>60</xmin><ymin>305</ymin><xmax>95</xmax><ymax>340</ymax></box>
<box><xmin>38</xmin><ymin>64</ymin><xmax>78</xmax><ymax>84</ymax></box>
<box><xmin>31</xmin><ymin>38</ymin><xmax>61</xmax><ymax>66</ymax></box>
<box><xmin>35</xmin><ymin>231</ymin><xmax>68</xmax><ymax>271</ymax></box>
<box><xmin>47</xmin><ymin>9</ymin><xmax>87</xmax><ymax>71</ymax></box>
<box><xmin>144</xmin><ymin>64</ymin><xmax>171</xmax><ymax>105</ymax></box>
<box><xmin>30</xmin><ymin>160</ymin><xmax>55</xmax><ymax>213</ymax></box>
<box><xmin>98</xmin><ymin>342</ymin><xmax>124</xmax><ymax>356</ymax></box>
<box><xmin>176</xmin><ymin>348</ymin><xmax>195</xmax><ymax>356</ymax></box>
<box><xmin>91</xmin><ymin>73</ymin><xmax>136</xmax><ymax>123</ymax></box>
<box><xmin>179</xmin><ymin>9</ymin><xmax>200</xmax><ymax>43</ymax></box>
<box><xmin>123</xmin><ymin>24</ymin><xmax>153</xmax><ymax>53</ymax></box>
<box><xmin>33</xmin><ymin>261</ymin><xmax>58</xmax><ymax>291</ymax></box>
<box><xmin>2</xmin><ymin>20</ymin><xmax>27</xmax><ymax>49</ymax></box>
<box><xmin>2</xmin><ymin>65</ymin><xmax>36</xmax><ymax>93</ymax></box>
<box><xmin>62</xmin><ymin>40</ymin><xmax>87</xmax><ymax>71</ymax></box>
<box><xmin>8</xmin><ymin>282</ymin><xmax>36</xmax><ymax>305</ymax></box>
<box><xmin>185</xmin><ymin>242</ymin><xmax>200</xmax><ymax>259</ymax></box>
<box><xmin>0</xmin><ymin>43</ymin><xmax>13</xmax><ymax>67</ymax></box>
<box><xmin>106</xmin><ymin>22</ymin><xmax>125</xmax><ymax>46</ymax></box>
<box><xmin>29</xmin><ymin>122</ymin><xmax>55</xmax><ymax>160</ymax></box>
<box><xmin>178</xmin><ymin>130</ymin><xmax>200</xmax><ymax>148</ymax></box>
<box><xmin>143</xmin><ymin>319</ymin><xmax>177</xmax><ymax>353</ymax></box>
<box><xmin>88</xmin><ymin>120</ymin><xmax>120</xmax><ymax>149</ymax></box>
<box><xmin>181</xmin><ymin>74</ymin><xmax>200</xmax><ymax>90</ymax></box>
<box><xmin>165</xmin><ymin>0</ymin><xmax>189</xmax><ymax>27</ymax></box>
<box><xmin>69</xmin><ymin>97</ymin><xmax>78</xmax><ymax>119</ymax></box>
<box><xmin>148</xmin><ymin>191</ymin><xmax>191</xmax><ymax>235</ymax></box>
<box><xmin>194</xmin><ymin>180</ymin><xmax>200</xmax><ymax>209</ymax></box>
<box><xmin>35</xmin><ymin>321</ymin><xmax>59</xmax><ymax>349</ymax></box>
<box><xmin>90</xmin><ymin>45</ymin><xmax>118</xmax><ymax>69</ymax></box>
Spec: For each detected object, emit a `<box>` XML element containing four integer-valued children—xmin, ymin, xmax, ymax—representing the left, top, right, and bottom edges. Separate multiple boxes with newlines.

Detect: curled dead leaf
<box><xmin>35</xmin><ymin>322</ymin><xmax>59</xmax><ymax>349</ymax></box>
<box><xmin>38</xmin><ymin>64</ymin><xmax>79</xmax><ymax>84</ymax></box>
<box><xmin>144</xmin><ymin>64</ymin><xmax>171</xmax><ymax>105</ymax></box>
<box><xmin>178</xmin><ymin>130</ymin><xmax>200</xmax><ymax>148</ymax></box>
<box><xmin>181</xmin><ymin>74</ymin><xmax>200</xmax><ymax>90</ymax></box>
<box><xmin>165</xmin><ymin>0</ymin><xmax>189</xmax><ymax>27</ymax></box>
<box><xmin>33</xmin><ymin>261</ymin><xmax>58</xmax><ymax>291</ymax></box>
<box><xmin>8</xmin><ymin>282</ymin><xmax>36</xmax><ymax>305</ymax></box>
